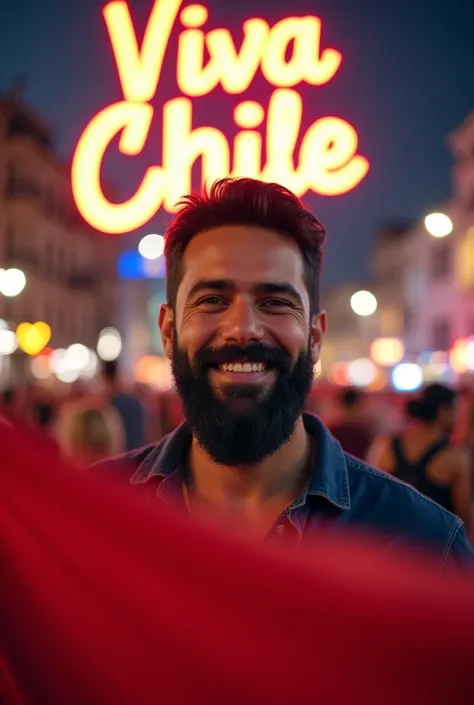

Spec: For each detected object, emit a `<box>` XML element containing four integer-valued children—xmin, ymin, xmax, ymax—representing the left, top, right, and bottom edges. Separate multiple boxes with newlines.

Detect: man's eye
<box><xmin>261</xmin><ymin>299</ymin><xmax>292</xmax><ymax>308</ymax></box>
<box><xmin>196</xmin><ymin>296</ymin><xmax>226</xmax><ymax>306</ymax></box>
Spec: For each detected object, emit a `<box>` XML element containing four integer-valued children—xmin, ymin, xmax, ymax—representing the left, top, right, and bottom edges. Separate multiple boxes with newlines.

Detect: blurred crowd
<box><xmin>1</xmin><ymin>365</ymin><xmax>473</xmax><ymax>541</ymax></box>
<box><xmin>0</xmin><ymin>359</ymin><xmax>184</xmax><ymax>466</ymax></box>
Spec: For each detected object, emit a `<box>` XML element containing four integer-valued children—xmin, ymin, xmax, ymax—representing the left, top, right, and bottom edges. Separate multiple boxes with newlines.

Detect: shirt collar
<box><xmin>130</xmin><ymin>412</ymin><xmax>351</xmax><ymax>512</ymax></box>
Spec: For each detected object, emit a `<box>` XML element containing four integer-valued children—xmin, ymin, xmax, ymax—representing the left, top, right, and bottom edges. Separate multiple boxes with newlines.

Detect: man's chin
<box><xmin>211</xmin><ymin>382</ymin><xmax>273</xmax><ymax>407</ymax></box>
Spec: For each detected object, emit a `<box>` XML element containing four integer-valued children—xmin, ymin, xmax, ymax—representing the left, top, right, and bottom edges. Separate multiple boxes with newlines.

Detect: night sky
<box><xmin>1</xmin><ymin>0</ymin><xmax>474</xmax><ymax>287</ymax></box>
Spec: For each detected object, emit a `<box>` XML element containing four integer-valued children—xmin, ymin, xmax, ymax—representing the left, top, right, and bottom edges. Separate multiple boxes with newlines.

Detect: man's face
<box><xmin>159</xmin><ymin>226</ymin><xmax>326</xmax><ymax>466</ymax></box>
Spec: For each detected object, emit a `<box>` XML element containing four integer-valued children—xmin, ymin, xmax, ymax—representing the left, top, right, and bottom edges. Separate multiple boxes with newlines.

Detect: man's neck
<box><xmin>185</xmin><ymin>416</ymin><xmax>312</xmax><ymax>528</ymax></box>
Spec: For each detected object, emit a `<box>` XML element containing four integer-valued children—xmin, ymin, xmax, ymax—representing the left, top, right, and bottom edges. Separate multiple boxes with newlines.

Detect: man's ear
<box><xmin>310</xmin><ymin>310</ymin><xmax>326</xmax><ymax>365</ymax></box>
<box><xmin>159</xmin><ymin>304</ymin><xmax>174</xmax><ymax>360</ymax></box>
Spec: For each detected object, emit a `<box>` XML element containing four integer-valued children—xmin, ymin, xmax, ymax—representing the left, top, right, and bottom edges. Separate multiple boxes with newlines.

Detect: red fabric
<box><xmin>0</xmin><ymin>423</ymin><xmax>473</xmax><ymax>705</ymax></box>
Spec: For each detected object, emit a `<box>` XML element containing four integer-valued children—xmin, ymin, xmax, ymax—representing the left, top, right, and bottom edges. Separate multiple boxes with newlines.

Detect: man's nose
<box><xmin>220</xmin><ymin>297</ymin><xmax>265</xmax><ymax>345</ymax></box>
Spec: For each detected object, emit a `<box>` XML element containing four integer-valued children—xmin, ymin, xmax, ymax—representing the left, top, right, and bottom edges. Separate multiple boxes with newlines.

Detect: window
<box><xmin>431</xmin><ymin>242</ymin><xmax>451</xmax><ymax>280</ymax></box>
<box><xmin>457</xmin><ymin>227</ymin><xmax>474</xmax><ymax>291</ymax></box>
<box><xmin>432</xmin><ymin>319</ymin><xmax>451</xmax><ymax>351</ymax></box>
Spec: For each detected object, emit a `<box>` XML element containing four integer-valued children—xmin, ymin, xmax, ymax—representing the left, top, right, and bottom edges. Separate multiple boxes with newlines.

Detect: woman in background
<box><xmin>367</xmin><ymin>384</ymin><xmax>472</xmax><ymax>531</ymax></box>
<box><xmin>57</xmin><ymin>400</ymin><xmax>124</xmax><ymax>467</ymax></box>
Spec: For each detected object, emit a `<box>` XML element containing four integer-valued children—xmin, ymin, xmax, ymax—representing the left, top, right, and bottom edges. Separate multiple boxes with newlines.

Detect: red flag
<box><xmin>0</xmin><ymin>423</ymin><xmax>473</xmax><ymax>705</ymax></box>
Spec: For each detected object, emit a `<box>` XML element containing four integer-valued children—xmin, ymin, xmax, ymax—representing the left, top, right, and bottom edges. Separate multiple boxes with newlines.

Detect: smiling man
<box><xmin>102</xmin><ymin>178</ymin><xmax>473</xmax><ymax>566</ymax></box>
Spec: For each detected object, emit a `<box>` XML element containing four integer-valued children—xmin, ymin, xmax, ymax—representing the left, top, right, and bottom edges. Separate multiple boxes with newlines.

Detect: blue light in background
<box><xmin>117</xmin><ymin>251</ymin><xmax>165</xmax><ymax>279</ymax></box>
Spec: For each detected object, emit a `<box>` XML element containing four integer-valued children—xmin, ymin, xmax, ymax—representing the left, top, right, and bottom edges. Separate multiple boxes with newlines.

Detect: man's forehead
<box><xmin>180</xmin><ymin>225</ymin><xmax>306</xmax><ymax>282</ymax></box>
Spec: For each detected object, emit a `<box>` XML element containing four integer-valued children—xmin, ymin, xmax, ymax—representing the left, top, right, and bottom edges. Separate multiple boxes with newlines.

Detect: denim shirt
<box><xmin>99</xmin><ymin>413</ymin><xmax>474</xmax><ymax>572</ymax></box>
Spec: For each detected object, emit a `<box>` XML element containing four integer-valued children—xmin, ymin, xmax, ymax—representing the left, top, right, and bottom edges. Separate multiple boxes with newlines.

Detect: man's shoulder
<box><xmin>90</xmin><ymin>439</ymin><xmax>165</xmax><ymax>478</ymax></box>
<box><xmin>343</xmin><ymin>452</ymin><xmax>472</xmax><ymax>561</ymax></box>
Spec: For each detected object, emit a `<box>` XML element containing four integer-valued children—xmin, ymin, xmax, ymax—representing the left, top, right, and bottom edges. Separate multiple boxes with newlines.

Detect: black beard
<box><xmin>171</xmin><ymin>338</ymin><xmax>314</xmax><ymax>466</ymax></box>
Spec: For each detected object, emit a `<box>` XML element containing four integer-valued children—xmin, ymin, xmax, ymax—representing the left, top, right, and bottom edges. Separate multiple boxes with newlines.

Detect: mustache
<box><xmin>193</xmin><ymin>343</ymin><xmax>291</xmax><ymax>374</ymax></box>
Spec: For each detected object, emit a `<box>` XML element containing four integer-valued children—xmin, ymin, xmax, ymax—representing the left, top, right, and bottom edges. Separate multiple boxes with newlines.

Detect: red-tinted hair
<box><xmin>164</xmin><ymin>178</ymin><xmax>326</xmax><ymax>312</ymax></box>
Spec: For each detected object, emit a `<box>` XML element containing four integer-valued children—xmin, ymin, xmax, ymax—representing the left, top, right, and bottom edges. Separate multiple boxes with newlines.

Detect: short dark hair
<box><xmin>164</xmin><ymin>178</ymin><xmax>326</xmax><ymax>312</ymax></box>
<box><xmin>406</xmin><ymin>383</ymin><xmax>456</xmax><ymax>423</ymax></box>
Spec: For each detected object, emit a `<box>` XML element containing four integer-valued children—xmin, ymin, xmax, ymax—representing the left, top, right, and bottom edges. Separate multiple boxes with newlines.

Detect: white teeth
<box><xmin>219</xmin><ymin>362</ymin><xmax>266</xmax><ymax>373</ymax></box>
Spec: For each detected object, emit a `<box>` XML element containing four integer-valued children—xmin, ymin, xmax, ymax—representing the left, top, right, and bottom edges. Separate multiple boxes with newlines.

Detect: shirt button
<box><xmin>276</xmin><ymin>524</ymin><xmax>286</xmax><ymax>536</ymax></box>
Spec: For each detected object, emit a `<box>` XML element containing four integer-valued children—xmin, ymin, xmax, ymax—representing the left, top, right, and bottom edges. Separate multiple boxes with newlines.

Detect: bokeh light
<box><xmin>97</xmin><ymin>328</ymin><xmax>122</xmax><ymax>361</ymax></box>
<box><xmin>466</xmin><ymin>339</ymin><xmax>474</xmax><ymax>371</ymax></box>
<box><xmin>350</xmin><ymin>290</ymin><xmax>377</xmax><ymax>316</ymax></box>
<box><xmin>30</xmin><ymin>355</ymin><xmax>53</xmax><ymax>380</ymax></box>
<box><xmin>56</xmin><ymin>367</ymin><xmax>80</xmax><ymax>384</ymax></box>
<box><xmin>66</xmin><ymin>343</ymin><xmax>91</xmax><ymax>370</ymax></box>
<box><xmin>138</xmin><ymin>234</ymin><xmax>165</xmax><ymax>260</ymax></box>
<box><xmin>424</xmin><ymin>213</ymin><xmax>453</xmax><ymax>238</ymax></box>
<box><xmin>0</xmin><ymin>330</ymin><xmax>18</xmax><ymax>355</ymax></box>
<box><xmin>80</xmin><ymin>350</ymin><xmax>99</xmax><ymax>379</ymax></box>
<box><xmin>330</xmin><ymin>362</ymin><xmax>349</xmax><ymax>386</ymax></box>
<box><xmin>392</xmin><ymin>363</ymin><xmax>423</xmax><ymax>392</ymax></box>
<box><xmin>348</xmin><ymin>358</ymin><xmax>377</xmax><ymax>387</ymax></box>
<box><xmin>49</xmin><ymin>349</ymin><xmax>67</xmax><ymax>373</ymax></box>
<box><xmin>370</xmin><ymin>338</ymin><xmax>404</xmax><ymax>367</ymax></box>
<box><xmin>0</xmin><ymin>268</ymin><xmax>26</xmax><ymax>297</ymax></box>
<box><xmin>449</xmin><ymin>338</ymin><xmax>470</xmax><ymax>374</ymax></box>
<box><xmin>134</xmin><ymin>355</ymin><xmax>172</xmax><ymax>390</ymax></box>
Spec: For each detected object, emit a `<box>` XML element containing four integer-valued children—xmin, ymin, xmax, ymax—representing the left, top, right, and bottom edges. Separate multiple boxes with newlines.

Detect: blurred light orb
<box><xmin>80</xmin><ymin>350</ymin><xmax>99</xmax><ymax>379</ymax></box>
<box><xmin>134</xmin><ymin>355</ymin><xmax>172</xmax><ymax>390</ymax></box>
<box><xmin>0</xmin><ymin>319</ymin><xmax>9</xmax><ymax>331</ymax></box>
<box><xmin>330</xmin><ymin>362</ymin><xmax>349</xmax><ymax>386</ymax></box>
<box><xmin>0</xmin><ymin>330</ymin><xmax>18</xmax><ymax>355</ymax></box>
<box><xmin>66</xmin><ymin>343</ymin><xmax>90</xmax><ymax>370</ymax></box>
<box><xmin>49</xmin><ymin>348</ymin><xmax>67</xmax><ymax>373</ymax></box>
<box><xmin>348</xmin><ymin>358</ymin><xmax>377</xmax><ymax>387</ymax></box>
<box><xmin>30</xmin><ymin>355</ymin><xmax>53</xmax><ymax>380</ymax></box>
<box><xmin>449</xmin><ymin>338</ymin><xmax>470</xmax><ymax>374</ymax></box>
<box><xmin>392</xmin><ymin>363</ymin><xmax>423</xmax><ymax>392</ymax></box>
<box><xmin>138</xmin><ymin>234</ymin><xmax>165</xmax><ymax>260</ymax></box>
<box><xmin>0</xmin><ymin>268</ymin><xmax>26</xmax><ymax>297</ymax></box>
<box><xmin>350</xmin><ymin>290</ymin><xmax>377</xmax><ymax>316</ymax></box>
<box><xmin>56</xmin><ymin>367</ymin><xmax>80</xmax><ymax>384</ymax></box>
<box><xmin>370</xmin><ymin>338</ymin><xmax>404</xmax><ymax>367</ymax></box>
<box><xmin>424</xmin><ymin>213</ymin><xmax>453</xmax><ymax>238</ymax></box>
<box><xmin>97</xmin><ymin>328</ymin><xmax>122</xmax><ymax>361</ymax></box>
<box><xmin>466</xmin><ymin>340</ymin><xmax>474</xmax><ymax>371</ymax></box>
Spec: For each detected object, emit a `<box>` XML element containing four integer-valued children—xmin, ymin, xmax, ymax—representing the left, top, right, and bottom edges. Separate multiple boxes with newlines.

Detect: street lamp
<box><xmin>424</xmin><ymin>212</ymin><xmax>453</xmax><ymax>238</ymax></box>
<box><xmin>350</xmin><ymin>290</ymin><xmax>377</xmax><ymax>316</ymax></box>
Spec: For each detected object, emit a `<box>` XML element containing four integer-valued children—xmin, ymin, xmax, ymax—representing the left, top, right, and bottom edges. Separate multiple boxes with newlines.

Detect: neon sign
<box><xmin>72</xmin><ymin>0</ymin><xmax>370</xmax><ymax>234</ymax></box>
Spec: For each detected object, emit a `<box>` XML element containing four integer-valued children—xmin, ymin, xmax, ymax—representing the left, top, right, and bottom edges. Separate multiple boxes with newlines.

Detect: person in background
<box><xmin>368</xmin><ymin>384</ymin><xmax>472</xmax><ymax>532</ymax></box>
<box><xmin>329</xmin><ymin>388</ymin><xmax>374</xmax><ymax>460</ymax></box>
<box><xmin>57</xmin><ymin>401</ymin><xmax>124</xmax><ymax>467</ymax></box>
<box><xmin>31</xmin><ymin>400</ymin><xmax>55</xmax><ymax>430</ymax></box>
<box><xmin>101</xmin><ymin>359</ymin><xmax>147</xmax><ymax>451</ymax></box>
<box><xmin>31</xmin><ymin>399</ymin><xmax>60</xmax><ymax>455</ymax></box>
<box><xmin>456</xmin><ymin>394</ymin><xmax>474</xmax><ymax>543</ymax></box>
<box><xmin>0</xmin><ymin>388</ymin><xmax>17</xmax><ymax>423</ymax></box>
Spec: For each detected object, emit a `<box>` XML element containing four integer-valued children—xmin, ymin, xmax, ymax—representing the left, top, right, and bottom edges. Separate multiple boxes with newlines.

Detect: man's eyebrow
<box><xmin>186</xmin><ymin>279</ymin><xmax>233</xmax><ymax>300</ymax></box>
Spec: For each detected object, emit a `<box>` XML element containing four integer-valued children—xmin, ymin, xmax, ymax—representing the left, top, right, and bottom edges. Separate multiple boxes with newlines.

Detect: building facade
<box><xmin>370</xmin><ymin>112</ymin><xmax>474</xmax><ymax>360</ymax></box>
<box><xmin>321</xmin><ymin>110</ymin><xmax>474</xmax><ymax>388</ymax></box>
<box><xmin>0</xmin><ymin>90</ymin><xmax>118</xmax><ymax>384</ymax></box>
